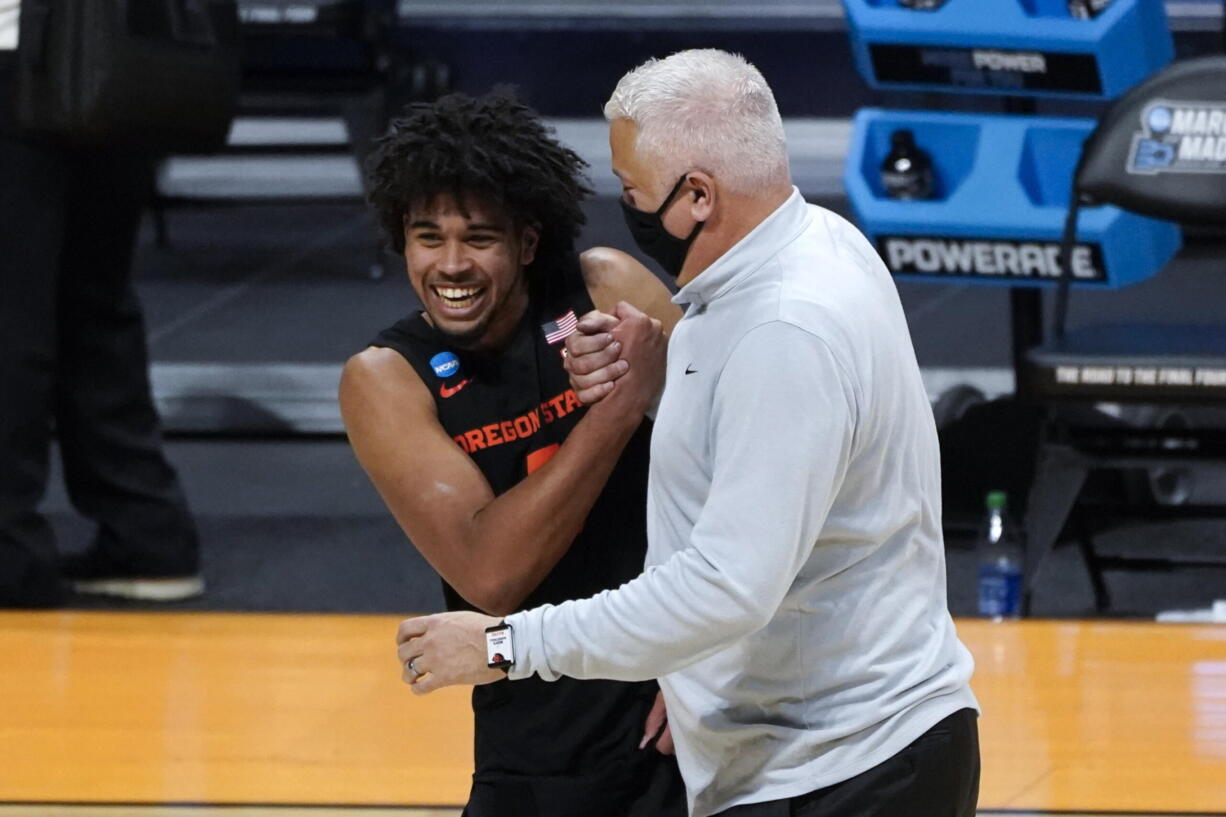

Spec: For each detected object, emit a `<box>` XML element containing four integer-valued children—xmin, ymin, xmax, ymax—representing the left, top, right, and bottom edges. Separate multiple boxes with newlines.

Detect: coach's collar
<box><xmin>673</xmin><ymin>187</ymin><xmax>808</xmax><ymax>307</ymax></box>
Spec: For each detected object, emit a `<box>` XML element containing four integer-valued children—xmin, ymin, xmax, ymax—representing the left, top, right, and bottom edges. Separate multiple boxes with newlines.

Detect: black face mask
<box><xmin>620</xmin><ymin>174</ymin><xmax>704</xmax><ymax>279</ymax></box>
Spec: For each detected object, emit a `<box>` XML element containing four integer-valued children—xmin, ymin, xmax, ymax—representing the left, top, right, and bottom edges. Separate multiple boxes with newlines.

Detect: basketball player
<box><xmin>339</xmin><ymin>92</ymin><xmax>685</xmax><ymax>816</ymax></box>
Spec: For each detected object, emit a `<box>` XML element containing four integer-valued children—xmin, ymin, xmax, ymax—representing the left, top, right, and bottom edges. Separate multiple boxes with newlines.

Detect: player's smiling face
<box><xmin>403</xmin><ymin>194</ymin><xmax>538</xmax><ymax>351</ymax></box>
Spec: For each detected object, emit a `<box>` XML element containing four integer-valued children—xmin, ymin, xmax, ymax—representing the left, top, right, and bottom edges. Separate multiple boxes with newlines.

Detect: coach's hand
<box><xmin>396</xmin><ymin>612</ymin><xmax>505</xmax><ymax>694</ymax></box>
<box><xmin>563</xmin><ymin>310</ymin><xmax>625</xmax><ymax>404</ymax></box>
<box><xmin>641</xmin><ymin>690</ymin><xmax>675</xmax><ymax>755</ymax></box>
<box><xmin>599</xmin><ymin>301</ymin><xmax>666</xmax><ymax>418</ymax></box>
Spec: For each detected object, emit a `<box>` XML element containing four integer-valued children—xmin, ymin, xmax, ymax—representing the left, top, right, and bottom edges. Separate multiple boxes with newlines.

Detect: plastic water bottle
<box><xmin>1067</xmin><ymin>0</ymin><xmax>1112</xmax><ymax>19</ymax></box>
<box><xmin>881</xmin><ymin>130</ymin><xmax>936</xmax><ymax>201</ymax></box>
<box><xmin>977</xmin><ymin>491</ymin><xmax>1024</xmax><ymax>620</ymax></box>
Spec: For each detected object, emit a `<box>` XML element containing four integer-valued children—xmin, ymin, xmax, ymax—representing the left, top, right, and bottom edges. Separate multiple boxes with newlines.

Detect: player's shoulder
<box><xmin>340</xmin><ymin>346</ymin><xmax>429</xmax><ymax>406</ymax></box>
<box><xmin>344</xmin><ymin>345</ymin><xmax>410</xmax><ymax>378</ymax></box>
<box><xmin>579</xmin><ymin>246</ymin><xmax>652</xmax><ymax>292</ymax></box>
<box><xmin>579</xmin><ymin>247</ymin><xmax>680</xmax><ymax>330</ymax></box>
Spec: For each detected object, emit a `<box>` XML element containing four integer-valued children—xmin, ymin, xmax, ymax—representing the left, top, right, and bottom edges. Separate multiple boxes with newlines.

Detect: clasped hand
<box><xmin>562</xmin><ymin>301</ymin><xmax>666</xmax><ymax>410</ymax></box>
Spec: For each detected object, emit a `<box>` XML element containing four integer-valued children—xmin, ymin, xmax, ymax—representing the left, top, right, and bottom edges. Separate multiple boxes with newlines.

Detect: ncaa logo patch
<box><xmin>430</xmin><ymin>351</ymin><xmax>461</xmax><ymax>379</ymax></box>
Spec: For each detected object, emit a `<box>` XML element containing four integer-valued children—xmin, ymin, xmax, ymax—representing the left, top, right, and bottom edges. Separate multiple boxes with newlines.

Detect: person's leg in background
<box><xmin>55</xmin><ymin>149</ymin><xmax>203</xmax><ymax>601</ymax></box>
<box><xmin>0</xmin><ymin>128</ymin><xmax>70</xmax><ymax>607</ymax></box>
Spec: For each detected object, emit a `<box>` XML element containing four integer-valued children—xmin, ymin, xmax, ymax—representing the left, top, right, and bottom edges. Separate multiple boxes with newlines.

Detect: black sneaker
<box><xmin>60</xmin><ymin>548</ymin><xmax>204</xmax><ymax>602</ymax></box>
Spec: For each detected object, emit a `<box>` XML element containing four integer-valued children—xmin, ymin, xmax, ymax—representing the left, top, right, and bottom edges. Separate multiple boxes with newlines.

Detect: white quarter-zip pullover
<box><xmin>0</xmin><ymin>0</ymin><xmax>18</xmax><ymax>51</ymax></box>
<box><xmin>507</xmin><ymin>188</ymin><xmax>977</xmax><ymax>817</ymax></box>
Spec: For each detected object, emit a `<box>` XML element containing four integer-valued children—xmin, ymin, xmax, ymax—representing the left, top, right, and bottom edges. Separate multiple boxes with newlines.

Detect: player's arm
<box><xmin>339</xmin><ymin>333</ymin><xmax>660</xmax><ymax>617</ymax></box>
<box><xmin>580</xmin><ymin>247</ymin><xmax>680</xmax><ymax>335</ymax></box>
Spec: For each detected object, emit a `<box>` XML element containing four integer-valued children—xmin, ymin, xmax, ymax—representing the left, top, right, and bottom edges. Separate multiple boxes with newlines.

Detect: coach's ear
<box><xmin>519</xmin><ymin>225</ymin><xmax>540</xmax><ymax>266</ymax></box>
<box><xmin>684</xmin><ymin>171</ymin><xmax>716</xmax><ymax>224</ymax></box>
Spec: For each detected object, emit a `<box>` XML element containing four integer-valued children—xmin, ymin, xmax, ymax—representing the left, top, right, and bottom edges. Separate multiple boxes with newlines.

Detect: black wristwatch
<box><xmin>485</xmin><ymin>620</ymin><xmax>515</xmax><ymax>674</ymax></box>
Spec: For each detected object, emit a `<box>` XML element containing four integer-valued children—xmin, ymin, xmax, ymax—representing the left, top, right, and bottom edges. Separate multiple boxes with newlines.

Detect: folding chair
<box><xmin>1021</xmin><ymin>55</ymin><xmax>1226</xmax><ymax>614</ymax></box>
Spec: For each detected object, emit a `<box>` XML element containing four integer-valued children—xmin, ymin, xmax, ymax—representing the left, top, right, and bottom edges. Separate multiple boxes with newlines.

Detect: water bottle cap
<box><xmin>986</xmin><ymin>490</ymin><xmax>1007</xmax><ymax>510</ymax></box>
<box><xmin>891</xmin><ymin>129</ymin><xmax>915</xmax><ymax>147</ymax></box>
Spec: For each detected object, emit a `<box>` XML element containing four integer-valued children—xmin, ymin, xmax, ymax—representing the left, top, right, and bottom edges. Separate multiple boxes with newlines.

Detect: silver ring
<box><xmin>561</xmin><ymin>347</ymin><xmax>570</xmax><ymax>359</ymax></box>
<box><xmin>406</xmin><ymin>658</ymin><xmax>420</xmax><ymax>677</ymax></box>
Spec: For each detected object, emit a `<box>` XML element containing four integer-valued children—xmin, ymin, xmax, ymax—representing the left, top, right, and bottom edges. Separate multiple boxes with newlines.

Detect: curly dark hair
<box><xmin>366</xmin><ymin>91</ymin><xmax>593</xmax><ymax>297</ymax></box>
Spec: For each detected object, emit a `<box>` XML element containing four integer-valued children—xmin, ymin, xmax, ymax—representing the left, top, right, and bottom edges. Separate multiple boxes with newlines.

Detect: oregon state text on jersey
<box><xmin>452</xmin><ymin>388</ymin><xmax>583</xmax><ymax>454</ymax></box>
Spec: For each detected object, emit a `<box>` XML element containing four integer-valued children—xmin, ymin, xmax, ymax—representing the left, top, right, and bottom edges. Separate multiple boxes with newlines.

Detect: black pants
<box><xmin>715</xmin><ymin>709</ymin><xmax>980</xmax><ymax>817</ymax></box>
<box><xmin>462</xmin><ymin>747</ymin><xmax>687</xmax><ymax>817</ymax></box>
<box><xmin>0</xmin><ymin>66</ymin><xmax>198</xmax><ymax>603</ymax></box>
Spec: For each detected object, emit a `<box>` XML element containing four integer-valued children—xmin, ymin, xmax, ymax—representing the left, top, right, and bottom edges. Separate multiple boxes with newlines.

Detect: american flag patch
<box><xmin>541</xmin><ymin>309</ymin><xmax>578</xmax><ymax>345</ymax></box>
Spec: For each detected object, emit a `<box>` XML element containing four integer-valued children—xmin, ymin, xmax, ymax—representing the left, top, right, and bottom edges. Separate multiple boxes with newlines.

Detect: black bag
<box><xmin>15</xmin><ymin>0</ymin><xmax>240</xmax><ymax>152</ymax></box>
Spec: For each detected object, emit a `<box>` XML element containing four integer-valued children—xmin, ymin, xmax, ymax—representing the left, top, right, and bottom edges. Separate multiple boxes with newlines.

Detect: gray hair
<box><xmin>603</xmin><ymin>49</ymin><xmax>790</xmax><ymax>195</ymax></box>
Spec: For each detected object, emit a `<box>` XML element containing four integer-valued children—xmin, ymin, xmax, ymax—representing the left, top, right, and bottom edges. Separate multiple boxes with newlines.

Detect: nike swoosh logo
<box><xmin>685</xmin><ymin>365</ymin><xmax>697</xmax><ymax>375</ymax></box>
<box><xmin>439</xmin><ymin>379</ymin><xmax>471</xmax><ymax>398</ymax></box>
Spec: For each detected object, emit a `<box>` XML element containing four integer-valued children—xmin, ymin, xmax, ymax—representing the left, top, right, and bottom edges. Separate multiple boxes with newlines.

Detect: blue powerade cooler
<box><xmin>841</xmin><ymin>0</ymin><xmax>1174</xmax><ymax>101</ymax></box>
<box><xmin>843</xmin><ymin>109</ymin><xmax>1182</xmax><ymax>289</ymax></box>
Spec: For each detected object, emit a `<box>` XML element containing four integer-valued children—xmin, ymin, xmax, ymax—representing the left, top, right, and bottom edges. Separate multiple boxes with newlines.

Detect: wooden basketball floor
<box><xmin>1</xmin><ymin>612</ymin><xmax>1223</xmax><ymax>816</ymax></box>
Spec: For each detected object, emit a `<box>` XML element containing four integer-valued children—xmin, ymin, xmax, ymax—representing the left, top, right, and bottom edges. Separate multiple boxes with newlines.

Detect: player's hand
<box><xmin>564</xmin><ymin>310</ymin><xmax>625</xmax><ymax>405</ymax></box>
<box><xmin>396</xmin><ymin>611</ymin><xmax>505</xmax><ymax>695</ymax></box>
<box><xmin>640</xmin><ymin>690</ymin><xmax>675</xmax><ymax>755</ymax></box>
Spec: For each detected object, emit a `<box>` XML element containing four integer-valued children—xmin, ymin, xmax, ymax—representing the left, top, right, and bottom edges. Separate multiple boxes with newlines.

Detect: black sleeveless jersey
<box><xmin>370</xmin><ymin>260</ymin><xmax>668</xmax><ymax>810</ymax></box>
